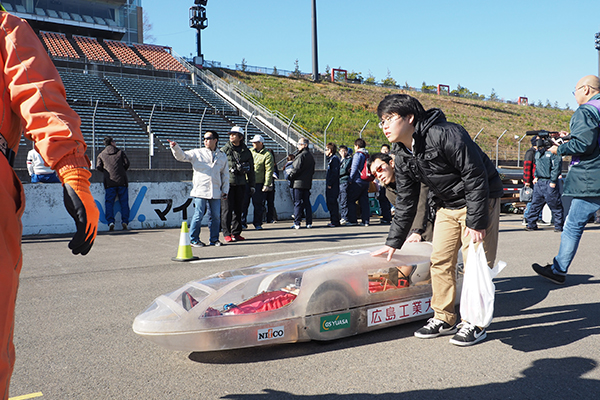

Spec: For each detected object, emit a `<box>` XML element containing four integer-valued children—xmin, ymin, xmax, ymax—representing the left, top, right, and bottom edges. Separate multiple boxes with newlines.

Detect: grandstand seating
<box><xmin>58</xmin><ymin>71</ymin><xmax>120</xmax><ymax>105</ymax></box>
<box><xmin>105</xmin><ymin>40</ymin><xmax>146</xmax><ymax>67</ymax></box>
<box><xmin>73</xmin><ymin>36</ymin><xmax>114</xmax><ymax>63</ymax></box>
<box><xmin>106</xmin><ymin>75</ymin><xmax>211</xmax><ymax>110</ymax></box>
<box><xmin>133</xmin><ymin>44</ymin><xmax>188</xmax><ymax>73</ymax></box>
<box><xmin>134</xmin><ymin>109</ymin><xmax>231</xmax><ymax>150</ymax></box>
<box><xmin>40</xmin><ymin>31</ymin><xmax>80</xmax><ymax>59</ymax></box>
<box><xmin>71</xmin><ymin>105</ymin><xmax>148</xmax><ymax>149</ymax></box>
<box><xmin>188</xmin><ymin>83</ymin><xmax>237</xmax><ymax>114</ymax></box>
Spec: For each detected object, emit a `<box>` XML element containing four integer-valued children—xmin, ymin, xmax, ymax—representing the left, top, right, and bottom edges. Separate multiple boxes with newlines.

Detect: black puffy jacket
<box><xmin>287</xmin><ymin>147</ymin><xmax>315</xmax><ymax>189</ymax></box>
<box><xmin>386</xmin><ymin>108</ymin><xmax>503</xmax><ymax>249</ymax></box>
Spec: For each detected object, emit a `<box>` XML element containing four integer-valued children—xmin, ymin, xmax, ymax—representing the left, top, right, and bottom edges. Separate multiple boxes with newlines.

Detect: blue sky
<box><xmin>144</xmin><ymin>0</ymin><xmax>600</xmax><ymax>111</ymax></box>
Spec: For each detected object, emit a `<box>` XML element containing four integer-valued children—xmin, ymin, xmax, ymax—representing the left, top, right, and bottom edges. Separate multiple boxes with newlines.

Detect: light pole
<box><xmin>311</xmin><ymin>0</ymin><xmax>319</xmax><ymax>82</ymax></box>
<box><xmin>190</xmin><ymin>0</ymin><xmax>209</xmax><ymax>66</ymax></box>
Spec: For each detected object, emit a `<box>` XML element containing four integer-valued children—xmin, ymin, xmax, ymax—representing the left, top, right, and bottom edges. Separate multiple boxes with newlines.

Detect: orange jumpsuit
<box><xmin>0</xmin><ymin>12</ymin><xmax>89</xmax><ymax>399</ymax></box>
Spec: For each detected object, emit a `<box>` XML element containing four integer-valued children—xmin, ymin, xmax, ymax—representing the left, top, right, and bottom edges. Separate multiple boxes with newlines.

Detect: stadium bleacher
<box><xmin>105</xmin><ymin>75</ymin><xmax>211</xmax><ymax>110</ymax></box>
<box><xmin>104</xmin><ymin>40</ymin><xmax>146</xmax><ymax>67</ymax></box>
<box><xmin>73</xmin><ymin>35</ymin><xmax>114</xmax><ymax>63</ymax></box>
<box><xmin>133</xmin><ymin>44</ymin><xmax>189</xmax><ymax>73</ymax></box>
<box><xmin>71</xmin><ymin>105</ymin><xmax>147</xmax><ymax>149</ymax></box>
<box><xmin>40</xmin><ymin>32</ymin><xmax>80</xmax><ymax>59</ymax></box>
<box><xmin>11</xmin><ymin>16</ymin><xmax>288</xmax><ymax>171</ymax></box>
<box><xmin>59</xmin><ymin>71</ymin><xmax>120</xmax><ymax>105</ymax></box>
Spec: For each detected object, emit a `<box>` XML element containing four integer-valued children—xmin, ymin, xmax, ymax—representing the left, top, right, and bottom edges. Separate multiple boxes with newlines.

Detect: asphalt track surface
<box><xmin>10</xmin><ymin>214</ymin><xmax>600</xmax><ymax>399</ymax></box>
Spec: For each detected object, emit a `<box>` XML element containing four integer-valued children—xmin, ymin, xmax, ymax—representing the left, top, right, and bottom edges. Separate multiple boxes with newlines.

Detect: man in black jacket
<box><xmin>287</xmin><ymin>137</ymin><xmax>315</xmax><ymax>229</ymax></box>
<box><xmin>97</xmin><ymin>136</ymin><xmax>130</xmax><ymax>230</ymax></box>
<box><xmin>221</xmin><ymin>126</ymin><xmax>255</xmax><ymax>242</ymax></box>
<box><xmin>372</xmin><ymin>94</ymin><xmax>503</xmax><ymax>347</ymax></box>
<box><xmin>325</xmin><ymin>142</ymin><xmax>341</xmax><ymax>227</ymax></box>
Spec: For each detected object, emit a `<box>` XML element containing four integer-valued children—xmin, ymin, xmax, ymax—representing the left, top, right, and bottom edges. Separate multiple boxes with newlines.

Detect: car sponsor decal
<box><xmin>367</xmin><ymin>297</ymin><xmax>432</xmax><ymax>327</ymax></box>
<box><xmin>320</xmin><ymin>312</ymin><xmax>351</xmax><ymax>332</ymax></box>
<box><xmin>257</xmin><ymin>326</ymin><xmax>285</xmax><ymax>341</ymax></box>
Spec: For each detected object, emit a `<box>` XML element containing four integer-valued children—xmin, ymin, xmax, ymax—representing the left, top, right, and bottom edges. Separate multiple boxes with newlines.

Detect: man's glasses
<box><xmin>378</xmin><ymin>115</ymin><xmax>401</xmax><ymax>129</ymax></box>
<box><xmin>204</xmin><ymin>137</ymin><xmax>216</xmax><ymax>140</ymax></box>
<box><xmin>573</xmin><ymin>85</ymin><xmax>600</xmax><ymax>95</ymax></box>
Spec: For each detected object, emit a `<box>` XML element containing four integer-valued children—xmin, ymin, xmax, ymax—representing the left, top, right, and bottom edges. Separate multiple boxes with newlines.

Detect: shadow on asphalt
<box><xmin>491</xmin><ymin>274</ymin><xmax>600</xmax><ymax>352</ymax></box>
<box><xmin>217</xmin><ymin>357</ymin><xmax>599</xmax><ymax>399</ymax></box>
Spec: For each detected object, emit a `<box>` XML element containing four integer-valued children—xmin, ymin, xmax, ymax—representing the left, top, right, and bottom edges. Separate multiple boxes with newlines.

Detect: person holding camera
<box><xmin>524</xmin><ymin>136</ymin><xmax>564</xmax><ymax>232</ymax></box>
<box><xmin>532</xmin><ymin>75</ymin><xmax>600</xmax><ymax>284</ymax></box>
<box><xmin>221</xmin><ymin>126</ymin><xmax>255</xmax><ymax>242</ymax></box>
<box><xmin>287</xmin><ymin>137</ymin><xmax>315</xmax><ymax>229</ymax></box>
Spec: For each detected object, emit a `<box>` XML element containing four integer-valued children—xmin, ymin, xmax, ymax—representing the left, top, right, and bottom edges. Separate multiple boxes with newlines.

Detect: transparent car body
<box><xmin>133</xmin><ymin>242</ymin><xmax>463</xmax><ymax>352</ymax></box>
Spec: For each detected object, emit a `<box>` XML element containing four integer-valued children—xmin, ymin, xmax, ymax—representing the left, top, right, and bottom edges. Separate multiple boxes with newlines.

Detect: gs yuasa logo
<box><xmin>320</xmin><ymin>312</ymin><xmax>351</xmax><ymax>332</ymax></box>
<box><xmin>257</xmin><ymin>326</ymin><xmax>285</xmax><ymax>341</ymax></box>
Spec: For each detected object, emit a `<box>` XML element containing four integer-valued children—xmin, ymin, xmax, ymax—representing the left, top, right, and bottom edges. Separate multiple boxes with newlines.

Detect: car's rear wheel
<box><xmin>304</xmin><ymin>281</ymin><xmax>358</xmax><ymax>341</ymax></box>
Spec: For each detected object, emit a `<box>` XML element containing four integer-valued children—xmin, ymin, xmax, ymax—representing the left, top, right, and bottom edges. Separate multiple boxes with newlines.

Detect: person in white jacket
<box><xmin>26</xmin><ymin>148</ymin><xmax>60</xmax><ymax>183</ymax></box>
<box><xmin>168</xmin><ymin>131</ymin><xmax>229</xmax><ymax>247</ymax></box>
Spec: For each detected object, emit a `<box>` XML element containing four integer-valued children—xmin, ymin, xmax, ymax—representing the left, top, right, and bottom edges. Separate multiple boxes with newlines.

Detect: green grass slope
<box><xmin>224</xmin><ymin>70</ymin><xmax>573</xmax><ymax>161</ymax></box>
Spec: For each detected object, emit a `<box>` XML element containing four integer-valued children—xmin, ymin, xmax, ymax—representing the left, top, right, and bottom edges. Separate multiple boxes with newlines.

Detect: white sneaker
<box><xmin>291</xmin><ymin>224</ymin><xmax>300</xmax><ymax>230</ymax></box>
<box><xmin>306</xmin><ymin>224</ymin><xmax>312</xmax><ymax>229</ymax></box>
<box><xmin>449</xmin><ymin>322</ymin><xmax>487</xmax><ymax>346</ymax></box>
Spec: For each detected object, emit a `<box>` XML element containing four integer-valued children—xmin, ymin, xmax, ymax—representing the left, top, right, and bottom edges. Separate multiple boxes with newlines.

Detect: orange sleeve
<box><xmin>0</xmin><ymin>12</ymin><xmax>88</xmax><ymax>174</ymax></box>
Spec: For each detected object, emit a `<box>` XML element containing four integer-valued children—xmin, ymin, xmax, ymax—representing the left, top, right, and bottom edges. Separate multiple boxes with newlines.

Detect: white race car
<box><xmin>133</xmin><ymin>242</ymin><xmax>463</xmax><ymax>352</ymax></box>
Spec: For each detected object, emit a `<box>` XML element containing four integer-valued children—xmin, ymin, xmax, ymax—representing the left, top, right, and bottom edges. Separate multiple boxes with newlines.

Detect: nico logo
<box><xmin>257</xmin><ymin>326</ymin><xmax>285</xmax><ymax>341</ymax></box>
<box><xmin>320</xmin><ymin>312</ymin><xmax>351</xmax><ymax>332</ymax></box>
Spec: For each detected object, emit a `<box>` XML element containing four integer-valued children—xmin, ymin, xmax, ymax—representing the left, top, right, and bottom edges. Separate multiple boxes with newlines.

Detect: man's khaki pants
<box><xmin>429</xmin><ymin>198</ymin><xmax>500</xmax><ymax>326</ymax></box>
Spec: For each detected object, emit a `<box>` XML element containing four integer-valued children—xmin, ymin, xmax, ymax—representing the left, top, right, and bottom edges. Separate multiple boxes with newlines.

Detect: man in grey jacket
<box><xmin>169</xmin><ymin>131</ymin><xmax>229</xmax><ymax>247</ymax></box>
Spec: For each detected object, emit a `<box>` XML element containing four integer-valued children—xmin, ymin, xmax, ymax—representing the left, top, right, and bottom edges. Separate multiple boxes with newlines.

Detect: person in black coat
<box><xmin>287</xmin><ymin>138</ymin><xmax>315</xmax><ymax>228</ymax></box>
<box><xmin>372</xmin><ymin>94</ymin><xmax>503</xmax><ymax>347</ymax></box>
<box><xmin>96</xmin><ymin>136</ymin><xmax>130</xmax><ymax>230</ymax></box>
<box><xmin>325</xmin><ymin>142</ymin><xmax>341</xmax><ymax>227</ymax></box>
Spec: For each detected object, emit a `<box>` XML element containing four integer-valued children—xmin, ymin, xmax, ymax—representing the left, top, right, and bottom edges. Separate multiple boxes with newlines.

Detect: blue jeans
<box><xmin>191</xmin><ymin>197</ymin><xmax>221</xmax><ymax>244</ymax></box>
<box><xmin>105</xmin><ymin>186</ymin><xmax>130</xmax><ymax>224</ymax></box>
<box><xmin>553</xmin><ymin>197</ymin><xmax>600</xmax><ymax>275</ymax></box>
<box><xmin>339</xmin><ymin>181</ymin><xmax>349</xmax><ymax>221</ymax></box>
<box><xmin>31</xmin><ymin>173</ymin><xmax>60</xmax><ymax>183</ymax></box>
<box><xmin>526</xmin><ymin>179</ymin><xmax>563</xmax><ymax>230</ymax></box>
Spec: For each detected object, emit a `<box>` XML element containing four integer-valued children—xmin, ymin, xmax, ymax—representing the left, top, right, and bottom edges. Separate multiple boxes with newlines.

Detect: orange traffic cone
<box><xmin>172</xmin><ymin>222</ymin><xmax>200</xmax><ymax>262</ymax></box>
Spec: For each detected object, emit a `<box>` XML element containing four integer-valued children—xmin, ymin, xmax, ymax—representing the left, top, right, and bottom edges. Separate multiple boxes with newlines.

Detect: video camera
<box><xmin>526</xmin><ymin>130</ymin><xmax>570</xmax><ymax>149</ymax></box>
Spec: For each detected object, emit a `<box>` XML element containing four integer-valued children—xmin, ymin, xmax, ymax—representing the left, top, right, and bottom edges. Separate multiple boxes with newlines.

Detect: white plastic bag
<box><xmin>459</xmin><ymin>241</ymin><xmax>506</xmax><ymax>328</ymax></box>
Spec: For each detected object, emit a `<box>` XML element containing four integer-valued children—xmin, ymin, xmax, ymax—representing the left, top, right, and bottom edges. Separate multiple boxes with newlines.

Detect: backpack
<box><xmin>359</xmin><ymin>154</ymin><xmax>374</xmax><ymax>182</ymax></box>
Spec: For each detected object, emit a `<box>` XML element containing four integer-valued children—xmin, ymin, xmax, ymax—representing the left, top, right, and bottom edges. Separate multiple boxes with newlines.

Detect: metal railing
<box><xmin>173</xmin><ymin>51</ymin><xmax>324</xmax><ymax>154</ymax></box>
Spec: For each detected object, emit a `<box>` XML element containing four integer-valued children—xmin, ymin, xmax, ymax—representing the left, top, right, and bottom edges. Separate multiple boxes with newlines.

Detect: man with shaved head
<box><xmin>532</xmin><ymin>75</ymin><xmax>600</xmax><ymax>284</ymax></box>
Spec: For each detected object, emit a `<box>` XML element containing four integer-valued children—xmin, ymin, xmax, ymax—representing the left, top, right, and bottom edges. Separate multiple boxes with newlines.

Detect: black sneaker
<box><xmin>414</xmin><ymin>318</ymin><xmax>457</xmax><ymax>338</ymax></box>
<box><xmin>532</xmin><ymin>263</ymin><xmax>565</xmax><ymax>284</ymax></box>
<box><xmin>190</xmin><ymin>241</ymin><xmax>205</xmax><ymax>248</ymax></box>
<box><xmin>524</xmin><ymin>226</ymin><xmax>538</xmax><ymax>231</ymax></box>
<box><xmin>449</xmin><ymin>322</ymin><xmax>487</xmax><ymax>346</ymax></box>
